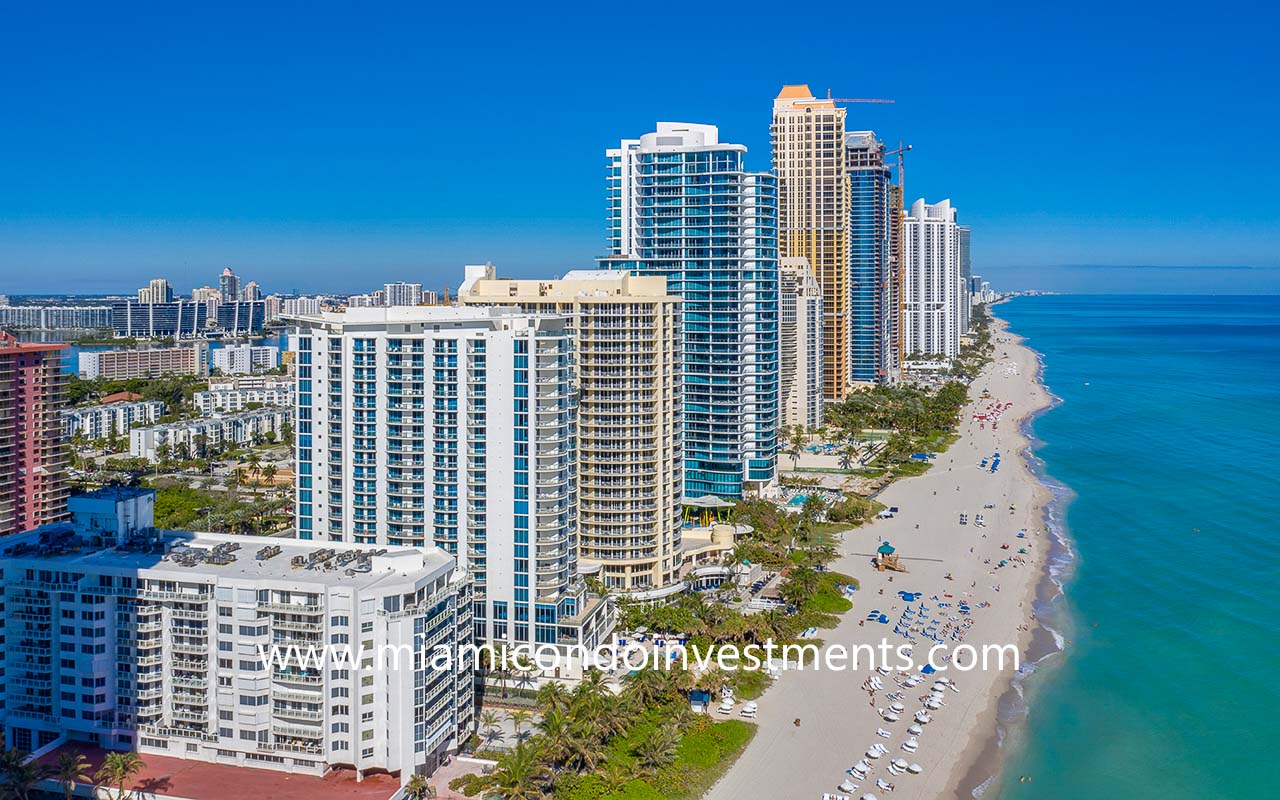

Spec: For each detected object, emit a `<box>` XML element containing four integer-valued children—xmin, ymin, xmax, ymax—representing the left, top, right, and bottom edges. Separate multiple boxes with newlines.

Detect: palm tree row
<box><xmin>458</xmin><ymin>667</ymin><xmax>701</xmax><ymax>799</ymax></box>
<box><xmin>0</xmin><ymin>748</ymin><xmax>143</xmax><ymax>800</ymax></box>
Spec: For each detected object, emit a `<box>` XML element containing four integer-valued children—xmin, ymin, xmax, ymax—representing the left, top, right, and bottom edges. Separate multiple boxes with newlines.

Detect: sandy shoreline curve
<box><xmin>703</xmin><ymin>310</ymin><xmax>1057</xmax><ymax>800</ymax></box>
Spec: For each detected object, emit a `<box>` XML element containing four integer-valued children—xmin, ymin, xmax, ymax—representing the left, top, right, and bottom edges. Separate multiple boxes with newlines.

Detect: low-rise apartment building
<box><xmin>63</xmin><ymin>400</ymin><xmax>165</xmax><ymax>440</ymax></box>
<box><xmin>130</xmin><ymin>407</ymin><xmax>292</xmax><ymax>461</ymax></box>
<box><xmin>79</xmin><ymin>344</ymin><xmax>210</xmax><ymax>380</ymax></box>
<box><xmin>0</xmin><ymin>486</ymin><xmax>474</xmax><ymax>782</ymax></box>
<box><xmin>193</xmin><ymin>386</ymin><xmax>294</xmax><ymax>414</ymax></box>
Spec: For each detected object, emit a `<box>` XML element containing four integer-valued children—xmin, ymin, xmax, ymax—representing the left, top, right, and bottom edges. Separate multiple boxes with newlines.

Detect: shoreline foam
<box><xmin>954</xmin><ymin>313</ymin><xmax>1079</xmax><ymax>798</ymax></box>
<box><xmin>705</xmin><ymin>310</ymin><xmax>1061</xmax><ymax>800</ymax></box>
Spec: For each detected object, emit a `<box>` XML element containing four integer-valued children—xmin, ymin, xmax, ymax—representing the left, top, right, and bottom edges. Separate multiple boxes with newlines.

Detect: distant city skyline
<box><xmin>2</xmin><ymin>3</ymin><xmax>1277</xmax><ymax>295</ymax></box>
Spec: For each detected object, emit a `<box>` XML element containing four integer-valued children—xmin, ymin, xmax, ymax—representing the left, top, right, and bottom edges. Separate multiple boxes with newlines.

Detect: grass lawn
<box><xmin>807</xmin><ymin>571</ymin><xmax>857</xmax><ymax>615</ymax></box>
<box><xmin>892</xmin><ymin>460</ymin><xmax>932</xmax><ymax>477</ymax></box>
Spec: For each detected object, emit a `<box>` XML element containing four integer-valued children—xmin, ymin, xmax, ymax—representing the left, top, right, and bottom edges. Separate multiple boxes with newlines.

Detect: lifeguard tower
<box><xmin>874</xmin><ymin>541</ymin><xmax>908</xmax><ymax>572</ymax></box>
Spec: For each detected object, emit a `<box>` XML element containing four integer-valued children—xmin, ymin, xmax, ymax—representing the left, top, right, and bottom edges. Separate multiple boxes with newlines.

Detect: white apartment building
<box><xmin>779</xmin><ymin>257</ymin><xmax>824</xmax><ymax>431</ymax></box>
<box><xmin>130</xmin><ymin>407</ymin><xmax>292</xmax><ymax>461</ymax></box>
<box><xmin>194</xmin><ymin>386</ymin><xmax>294</xmax><ymax>414</ymax></box>
<box><xmin>291</xmin><ymin>306</ymin><xmax>613</xmax><ymax>655</ymax></box>
<box><xmin>282</xmin><ymin>297</ymin><xmax>322</xmax><ymax>317</ymax></box>
<box><xmin>0</xmin><ymin>306</ymin><xmax>112</xmax><ymax>330</ymax></box>
<box><xmin>459</xmin><ymin>266</ymin><xmax>684</xmax><ymax>597</ymax></box>
<box><xmin>903</xmin><ymin>198</ymin><xmax>964</xmax><ymax>359</ymax></box>
<box><xmin>0</xmin><ymin>486</ymin><xmax>474</xmax><ymax>782</ymax></box>
<box><xmin>213</xmin><ymin>344</ymin><xmax>280</xmax><ymax>376</ymax></box>
<box><xmin>63</xmin><ymin>400</ymin><xmax>165</xmax><ymax>440</ymax></box>
<box><xmin>209</xmin><ymin>374</ymin><xmax>294</xmax><ymax>392</ymax></box>
<box><xmin>383</xmin><ymin>283</ymin><xmax>424</xmax><ymax>307</ymax></box>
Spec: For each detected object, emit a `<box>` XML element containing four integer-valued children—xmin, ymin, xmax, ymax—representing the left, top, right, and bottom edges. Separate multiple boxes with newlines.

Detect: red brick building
<box><xmin>0</xmin><ymin>332</ymin><xmax>70</xmax><ymax>535</ymax></box>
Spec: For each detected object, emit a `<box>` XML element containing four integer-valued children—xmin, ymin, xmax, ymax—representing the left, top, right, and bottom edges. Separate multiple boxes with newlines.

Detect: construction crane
<box><xmin>885</xmin><ymin>140</ymin><xmax>913</xmax><ymax>196</ymax></box>
<box><xmin>788</xmin><ymin>89</ymin><xmax>894</xmax><ymax>106</ymax></box>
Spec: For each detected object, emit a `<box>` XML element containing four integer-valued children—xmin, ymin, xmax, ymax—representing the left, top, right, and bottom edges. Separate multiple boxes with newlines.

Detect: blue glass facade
<box><xmin>846</xmin><ymin>134</ymin><xmax>894</xmax><ymax>383</ymax></box>
<box><xmin>604</xmin><ymin>127</ymin><xmax>779</xmax><ymax>498</ymax></box>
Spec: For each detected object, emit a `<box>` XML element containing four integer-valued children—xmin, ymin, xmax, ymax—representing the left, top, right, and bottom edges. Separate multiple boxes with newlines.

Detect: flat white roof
<box><xmin>2</xmin><ymin>528</ymin><xmax>455</xmax><ymax>591</ymax></box>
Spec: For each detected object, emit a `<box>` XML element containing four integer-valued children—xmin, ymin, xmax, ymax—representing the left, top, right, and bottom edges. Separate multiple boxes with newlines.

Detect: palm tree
<box><xmin>245</xmin><ymin>452</ymin><xmax>262</xmax><ymax>482</ymax></box>
<box><xmin>53</xmin><ymin>750</ymin><xmax>92</xmax><ymax>800</ymax></box>
<box><xmin>838</xmin><ymin>444</ymin><xmax>858</xmax><ymax>471</ymax></box>
<box><xmin>574</xmin><ymin>668</ymin><xmax>610</xmax><ymax>706</ymax></box>
<box><xmin>260</xmin><ymin>463</ymin><xmax>278</xmax><ymax>486</ymax></box>
<box><xmin>511</xmin><ymin>660</ymin><xmax>538</xmax><ymax>693</ymax></box>
<box><xmin>94</xmin><ymin>751</ymin><xmax>144</xmax><ymax>800</ymax></box>
<box><xmin>788</xmin><ymin>426</ymin><xmax>807</xmax><ymax>469</ymax></box>
<box><xmin>535</xmin><ymin>681</ymin><xmax>570</xmax><ymax>715</ymax></box>
<box><xmin>533</xmin><ymin>707</ymin><xmax>572</xmax><ymax>766</ymax></box>
<box><xmin>623</xmin><ymin>667</ymin><xmax>666</xmax><ymax>708</ymax></box>
<box><xmin>403</xmin><ymin>773</ymin><xmax>437</xmax><ymax>799</ymax></box>
<box><xmin>478</xmin><ymin>710</ymin><xmax>505</xmax><ymax>747</ymax></box>
<box><xmin>483</xmin><ymin>742</ymin><xmax>549</xmax><ymax>800</ymax></box>
<box><xmin>780</xmin><ymin>566</ymin><xmax>821</xmax><ymax>607</ymax></box>
<box><xmin>506</xmin><ymin>709</ymin><xmax>532</xmax><ymax>742</ymax></box>
<box><xmin>0</xmin><ymin>749</ymin><xmax>51</xmax><ymax>800</ymax></box>
<box><xmin>562</xmin><ymin>724</ymin><xmax>604</xmax><ymax>773</ymax></box>
<box><xmin>600</xmin><ymin>761</ymin><xmax>637</xmax><ymax>793</ymax></box>
<box><xmin>634</xmin><ymin>723</ymin><xmax>680</xmax><ymax>774</ymax></box>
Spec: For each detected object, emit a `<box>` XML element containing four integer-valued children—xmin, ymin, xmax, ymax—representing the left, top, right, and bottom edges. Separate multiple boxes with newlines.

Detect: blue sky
<box><xmin>2</xmin><ymin>1</ymin><xmax>1278</xmax><ymax>295</ymax></box>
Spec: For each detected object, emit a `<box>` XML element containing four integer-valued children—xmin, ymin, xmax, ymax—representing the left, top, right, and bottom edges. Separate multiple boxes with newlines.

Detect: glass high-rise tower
<box><xmin>602</xmin><ymin>122</ymin><xmax>779</xmax><ymax>499</ymax></box>
<box><xmin>845</xmin><ymin>131</ymin><xmax>896</xmax><ymax>384</ymax></box>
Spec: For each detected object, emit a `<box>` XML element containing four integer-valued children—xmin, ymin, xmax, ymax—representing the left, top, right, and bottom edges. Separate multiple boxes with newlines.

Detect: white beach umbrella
<box><xmin>861</xmin><ymin>794</ymin><xmax>879</xmax><ymax>800</ymax></box>
<box><xmin>865</xmin><ymin>748</ymin><xmax>881</xmax><ymax>759</ymax></box>
<box><xmin>882</xmin><ymin>712</ymin><xmax>900</xmax><ymax>722</ymax></box>
<box><xmin>853</xmin><ymin>759</ymin><xmax>871</xmax><ymax>773</ymax></box>
<box><xmin>908</xmin><ymin>763</ymin><xmax>923</xmax><ymax>774</ymax></box>
<box><xmin>892</xmin><ymin>758</ymin><xmax>909</xmax><ymax>770</ymax></box>
<box><xmin>907</xmin><ymin>724</ymin><xmax>923</xmax><ymax>735</ymax></box>
<box><xmin>890</xmin><ymin>702</ymin><xmax>905</xmax><ymax>712</ymax></box>
<box><xmin>839</xmin><ymin>779</ymin><xmax>858</xmax><ymax>792</ymax></box>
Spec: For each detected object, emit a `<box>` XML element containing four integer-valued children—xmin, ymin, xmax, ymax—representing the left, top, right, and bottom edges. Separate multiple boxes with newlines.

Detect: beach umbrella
<box><xmin>908</xmin><ymin>764</ymin><xmax>923</xmax><ymax>774</ymax></box>
<box><xmin>908</xmin><ymin>724</ymin><xmax>923</xmax><ymax>735</ymax></box>
<box><xmin>865</xmin><ymin>748</ymin><xmax>881</xmax><ymax>759</ymax></box>
<box><xmin>892</xmin><ymin>758</ymin><xmax>909</xmax><ymax>770</ymax></box>
<box><xmin>839</xmin><ymin>779</ymin><xmax>858</xmax><ymax>792</ymax></box>
<box><xmin>860</xmin><ymin>794</ymin><xmax>879</xmax><ymax>800</ymax></box>
<box><xmin>890</xmin><ymin>702</ymin><xmax>905</xmax><ymax>713</ymax></box>
<box><xmin>854</xmin><ymin>759</ymin><xmax>871</xmax><ymax>773</ymax></box>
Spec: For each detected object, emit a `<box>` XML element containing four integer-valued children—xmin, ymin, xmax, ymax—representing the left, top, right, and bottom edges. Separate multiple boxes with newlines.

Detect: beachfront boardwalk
<box><xmin>705</xmin><ymin>316</ymin><xmax>1051</xmax><ymax>800</ymax></box>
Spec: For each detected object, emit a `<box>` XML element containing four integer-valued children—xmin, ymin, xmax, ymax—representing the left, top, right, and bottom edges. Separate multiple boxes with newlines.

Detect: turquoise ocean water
<box><xmin>991</xmin><ymin>295</ymin><xmax>1280</xmax><ymax>798</ymax></box>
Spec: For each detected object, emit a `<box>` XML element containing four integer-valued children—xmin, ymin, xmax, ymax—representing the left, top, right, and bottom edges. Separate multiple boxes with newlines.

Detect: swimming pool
<box><xmin>787</xmin><ymin>494</ymin><xmax>809</xmax><ymax>506</ymax></box>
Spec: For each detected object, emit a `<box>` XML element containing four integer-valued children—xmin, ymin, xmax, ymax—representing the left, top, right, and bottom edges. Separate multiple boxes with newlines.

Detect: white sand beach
<box><xmin>705</xmin><ymin>314</ymin><xmax>1052</xmax><ymax>800</ymax></box>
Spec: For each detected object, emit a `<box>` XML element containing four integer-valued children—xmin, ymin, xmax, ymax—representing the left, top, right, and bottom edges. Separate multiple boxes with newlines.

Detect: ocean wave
<box><xmin>969</xmin><ymin>328</ymin><xmax>1080</xmax><ymax>799</ymax></box>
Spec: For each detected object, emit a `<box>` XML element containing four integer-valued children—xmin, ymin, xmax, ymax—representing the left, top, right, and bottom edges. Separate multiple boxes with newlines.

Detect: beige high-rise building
<box><xmin>137</xmin><ymin>278</ymin><xmax>173</xmax><ymax>304</ymax></box>
<box><xmin>779</xmin><ymin>257</ymin><xmax>824</xmax><ymax>431</ymax></box>
<box><xmin>460</xmin><ymin>265</ymin><xmax>684</xmax><ymax>596</ymax></box>
<box><xmin>772</xmin><ymin>85</ymin><xmax>850</xmax><ymax>400</ymax></box>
